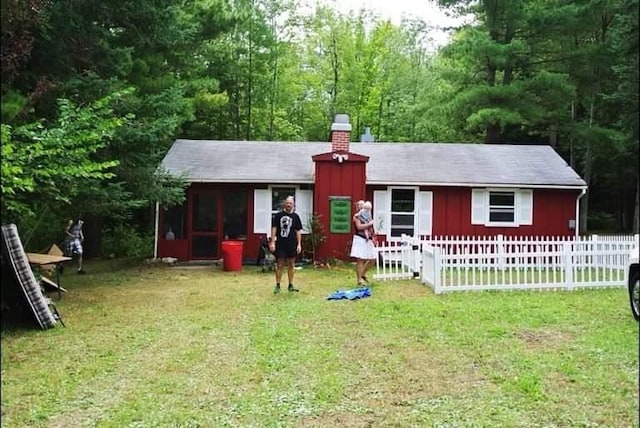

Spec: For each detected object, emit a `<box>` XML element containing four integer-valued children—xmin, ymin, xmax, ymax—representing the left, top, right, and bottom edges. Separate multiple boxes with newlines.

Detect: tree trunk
<box><xmin>579</xmin><ymin>100</ymin><xmax>595</xmax><ymax>234</ymax></box>
<box><xmin>246</xmin><ymin>0</ymin><xmax>254</xmax><ymax>141</ymax></box>
<box><xmin>485</xmin><ymin>58</ymin><xmax>500</xmax><ymax>142</ymax></box>
<box><xmin>83</xmin><ymin>213</ymin><xmax>104</xmax><ymax>259</ymax></box>
<box><xmin>268</xmin><ymin>15</ymin><xmax>277</xmax><ymax>141</ymax></box>
<box><xmin>377</xmin><ymin>94</ymin><xmax>384</xmax><ymax>141</ymax></box>
<box><xmin>330</xmin><ymin>31</ymin><xmax>339</xmax><ymax>115</ymax></box>
<box><xmin>486</xmin><ymin>123</ymin><xmax>501</xmax><ymax>143</ymax></box>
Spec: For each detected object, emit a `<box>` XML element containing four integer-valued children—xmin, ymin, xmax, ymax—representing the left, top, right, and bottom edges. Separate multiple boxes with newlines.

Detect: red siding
<box><xmin>430</xmin><ymin>187</ymin><xmax>579</xmax><ymax>237</ymax></box>
<box><xmin>157</xmin><ymin>183</ymin><xmax>581</xmax><ymax>262</ymax></box>
<box><xmin>313</xmin><ymin>153</ymin><xmax>368</xmax><ymax>260</ymax></box>
<box><xmin>157</xmin><ymin>183</ymin><xmax>259</xmax><ymax>262</ymax></box>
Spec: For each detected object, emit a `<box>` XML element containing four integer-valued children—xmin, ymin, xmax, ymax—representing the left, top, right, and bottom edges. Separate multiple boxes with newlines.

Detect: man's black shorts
<box><xmin>275</xmin><ymin>240</ymin><xmax>297</xmax><ymax>259</ymax></box>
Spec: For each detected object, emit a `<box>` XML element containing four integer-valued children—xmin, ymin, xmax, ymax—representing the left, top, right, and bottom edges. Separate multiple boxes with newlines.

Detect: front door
<box><xmin>190</xmin><ymin>191</ymin><xmax>220</xmax><ymax>259</ymax></box>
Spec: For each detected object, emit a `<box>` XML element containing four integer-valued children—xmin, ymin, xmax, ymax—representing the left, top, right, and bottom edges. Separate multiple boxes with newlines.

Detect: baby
<box><xmin>357</xmin><ymin>201</ymin><xmax>374</xmax><ymax>239</ymax></box>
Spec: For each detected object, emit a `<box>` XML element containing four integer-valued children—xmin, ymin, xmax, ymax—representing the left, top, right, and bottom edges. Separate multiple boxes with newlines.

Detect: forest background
<box><xmin>1</xmin><ymin>0</ymin><xmax>638</xmax><ymax>259</ymax></box>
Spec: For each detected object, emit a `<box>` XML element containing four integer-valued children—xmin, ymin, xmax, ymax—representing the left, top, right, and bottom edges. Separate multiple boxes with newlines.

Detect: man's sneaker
<box><xmin>288</xmin><ymin>284</ymin><xmax>299</xmax><ymax>292</ymax></box>
<box><xmin>273</xmin><ymin>285</ymin><xmax>281</xmax><ymax>294</ymax></box>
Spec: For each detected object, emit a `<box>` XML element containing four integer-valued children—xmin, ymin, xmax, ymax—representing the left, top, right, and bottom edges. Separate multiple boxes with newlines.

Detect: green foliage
<box><xmin>1</xmin><ymin>90</ymin><xmax>131</xmax><ymax>222</ymax></box>
<box><xmin>0</xmin><ymin>90</ymin><xmax>28</xmax><ymax>122</ymax></box>
<box><xmin>302</xmin><ymin>212</ymin><xmax>327</xmax><ymax>263</ymax></box>
<box><xmin>101</xmin><ymin>224</ymin><xmax>155</xmax><ymax>258</ymax></box>
<box><xmin>0</xmin><ymin>0</ymin><xmax>636</xmax><ymax>241</ymax></box>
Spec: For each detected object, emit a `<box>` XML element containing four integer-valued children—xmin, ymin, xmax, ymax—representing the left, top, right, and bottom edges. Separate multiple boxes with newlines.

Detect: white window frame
<box><xmin>374</xmin><ymin>187</ymin><xmax>432</xmax><ymax>240</ymax></box>
<box><xmin>253</xmin><ymin>186</ymin><xmax>312</xmax><ymax>235</ymax></box>
<box><xmin>389</xmin><ymin>187</ymin><xmax>417</xmax><ymax>239</ymax></box>
<box><xmin>270</xmin><ymin>186</ymin><xmax>298</xmax><ymax>216</ymax></box>
<box><xmin>471</xmin><ymin>188</ymin><xmax>533</xmax><ymax>227</ymax></box>
<box><xmin>488</xmin><ymin>190</ymin><xmax>516</xmax><ymax>225</ymax></box>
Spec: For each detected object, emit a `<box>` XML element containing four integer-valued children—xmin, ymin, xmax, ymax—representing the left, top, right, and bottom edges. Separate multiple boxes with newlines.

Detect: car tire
<box><xmin>629</xmin><ymin>271</ymin><xmax>640</xmax><ymax>321</ymax></box>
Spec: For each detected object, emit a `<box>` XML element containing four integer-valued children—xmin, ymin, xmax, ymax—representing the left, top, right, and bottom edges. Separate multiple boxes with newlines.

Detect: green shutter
<box><xmin>330</xmin><ymin>197</ymin><xmax>351</xmax><ymax>234</ymax></box>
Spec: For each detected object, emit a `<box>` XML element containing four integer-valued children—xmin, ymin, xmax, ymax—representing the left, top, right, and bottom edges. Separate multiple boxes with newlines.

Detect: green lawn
<box><xmin>2</xmin><ymin>260</ymin><xmax>638</xmax><ymax>427</ymax></box>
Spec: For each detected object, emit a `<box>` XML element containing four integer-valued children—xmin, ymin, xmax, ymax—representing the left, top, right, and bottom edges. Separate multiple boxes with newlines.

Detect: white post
<box><xmin>433</xmin><ymin>247</ymin><xmax>442</xmax><ymax>294</ymax></box>
<box><xmin>497</xmin><ymin>234</ymin><xmax>505</xmax><ymax>270</ymax></box>
<box><xmin>153</xmin><ymin>201</ymin><xmax>159</xmax><ymax>260</ymax></box>
<box><xmin>563</xmin><ymin>241</ymin><xmax>573</xmax><ymax>289</ymax></box>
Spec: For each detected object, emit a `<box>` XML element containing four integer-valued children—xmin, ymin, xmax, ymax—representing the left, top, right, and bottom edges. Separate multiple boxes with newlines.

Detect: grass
<box><xmin>1</xmin><ymin>259</ymin><xmax>638</xmax><ymax>427</ymax></box>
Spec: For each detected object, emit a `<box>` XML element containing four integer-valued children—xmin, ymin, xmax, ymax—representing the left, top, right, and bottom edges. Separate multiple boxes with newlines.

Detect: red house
<box><xmin>155</xmin><ymin>114</ymin><xmax>587</xmax><ymax>262</ymax></box>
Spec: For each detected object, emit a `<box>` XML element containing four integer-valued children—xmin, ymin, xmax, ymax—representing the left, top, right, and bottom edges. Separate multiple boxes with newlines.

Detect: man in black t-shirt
<box><xmin>268</xmin><ymin>196</ymin><xmax>303</xmax><ymax>294</ymax></box>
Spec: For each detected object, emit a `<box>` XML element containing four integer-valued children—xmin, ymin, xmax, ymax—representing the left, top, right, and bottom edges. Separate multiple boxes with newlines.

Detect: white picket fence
<box><xmin>374</xmin><ymin>234</ymin><xmax>639</xmax><ymax>293</ymax></box>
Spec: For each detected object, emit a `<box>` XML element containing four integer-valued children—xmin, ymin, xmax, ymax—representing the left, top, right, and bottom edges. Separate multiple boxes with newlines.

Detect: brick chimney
<box><xmin>330</xmin><ymin>114</ymin><xmax>351</xmax><ymax>152</ymax></box>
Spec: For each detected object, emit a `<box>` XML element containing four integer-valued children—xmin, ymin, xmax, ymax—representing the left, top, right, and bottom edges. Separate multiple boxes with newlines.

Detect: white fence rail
<box><xmin>374</xmin><ymin>234</ymin><xmax>638</xmax><ymax>293</ymax></box>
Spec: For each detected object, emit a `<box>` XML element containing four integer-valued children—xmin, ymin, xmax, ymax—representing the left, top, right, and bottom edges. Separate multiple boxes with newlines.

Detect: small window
<box><xmin>488</xmin><ymin>191</ymin><xmax>515</xmax><ymax>223</ymax></box>
<box><xmin>472</xmin><ymin>188</ymin><xmax>532</xmax><ymax>227</ymax></box>
<box><xmin>271</xmin><ymin>187</ymin><xmax>296</xmax><ymax>213</ymax></box>
<box><xmin>390</xmin><ymin>188</ymin><xmax>416</xmax><ymax>238</ymax></box>
<box><xmin>163</xmin><ymin>204</ymin><xmax>186</xmax><ymax>239</ymax></box>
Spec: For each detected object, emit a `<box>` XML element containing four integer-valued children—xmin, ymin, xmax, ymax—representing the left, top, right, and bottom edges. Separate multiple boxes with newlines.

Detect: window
<box><xmin>271</xmin><ymin>187</ymin><xmax>296</xmax><ymax>214</ymax></box>
<box><xmin>193</xmin><ymin>193</ymin><xmax>218</xmax><ymax>232</ymax></box>
<box><xmin>223</xmin><ymin>191</ymin><xmax>247</xmax><ymax>239</ymax></box>
<box><xmin>373</xmin><ymin>188</ymin><xmax>432</xmax><ymax>238</ymax></box>
<box><xmin>390</xmin><ymin>188</ymin><xmax>416</xmax><ymax>238</ymax></box>
<box><xmin>488</xmin><ymin>191</ymin><xmax>515</xmax><ymax>223</ymax></box>
<box><xmin>162</xmin><ymin>204</ymin><xmax>186</xmax><ymax>239</ymax></box>
<box><xmin>253</xmin><ymin>187</ymin><xmax>313</xmax><ymax>234</ymax></box>
<box><xmin>471</xmin><ymin>188</ymin><xmax>533</xmax><ymax>227</ymax></box>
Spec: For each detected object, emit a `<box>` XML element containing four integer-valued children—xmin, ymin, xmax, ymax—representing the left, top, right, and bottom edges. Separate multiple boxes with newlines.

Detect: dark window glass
<box><xmin>489</xmin><ymin>210</ymin><xmax>514</xmax><ymax>222</ymax></box>
<box><xmin>271</xmin><ymin>187</ymin><xmax>296</xmax><ymax>212</ymax></box>
<box><xmin>224</xmin><ymin>191</ymin><xmax>247</xmax><ymax>239</ymax></box>
<box><xmin>163</xmin><ymin>205</ymin><xmax>186</xmax><ymax>239</ymax></box>
<box><xmin>488</xmin><ymin>191</ymin><xmax>515</xmax><ymax>223</ymax></box>
<box><xmin>391</xmin><ymin>189</ymin><xmax>415</xmax><ymax>212</ymax></box>
<box><xmin>193</xmin><ymin>193</ymin><xmax>218</xmax><ymax>232</ymax></box>
<box><xmin>489</xmin><ymin>192</ymin><xmax>514</xmax><ymax>206</ymax></box>
<box><xmin>391</xmin><ymin>214</ymin><xmax>414</xmax><ymax>226</ymax></box>
<box><xmin>390</xmin><ymin>214</ymin><xmax>415</xmax><ymax>237</ymax></box>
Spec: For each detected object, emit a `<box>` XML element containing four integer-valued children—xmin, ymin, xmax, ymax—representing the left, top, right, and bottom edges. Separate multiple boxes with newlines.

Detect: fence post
<box><xmin>497</xmin><ymin>234</ymin><xmax>505</xmax><ymax>270</ymax></box>
<box><xmin>433</xmin><ymin>247</ymin><xmax>442</xmax><ymax>294</ymax></box>
<box><xmin>590</xmin><ymin>234</ymin><xmax>598</xmax><ymax>268</ymax></box>
<box><xmin>412</xmin><ymin>240</ymin><xmax>421</xmax><ymax>278</ymax></box>
<box><xmin>563</xmin><ymin>241</ymin><xmax>573</xmax><ymax>289</ymax></box>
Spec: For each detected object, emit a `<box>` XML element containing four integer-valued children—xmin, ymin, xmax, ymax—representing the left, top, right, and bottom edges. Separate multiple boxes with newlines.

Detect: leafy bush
<box><xmin>101</xmin><ymin>225</ymin><xmax>154</xmax><ymax>258</ymax></box>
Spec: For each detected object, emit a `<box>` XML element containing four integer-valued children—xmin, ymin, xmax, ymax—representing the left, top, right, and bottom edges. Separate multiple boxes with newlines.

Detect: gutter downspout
<box><xmin>154</xmin><ymin>201</ymin><xmax>159</xmax><ymax>259</ymax></box>
<box><xmin>575</xmin><ymin>188</ymin><xmax>587</xmax><ymax>237</ymax></box>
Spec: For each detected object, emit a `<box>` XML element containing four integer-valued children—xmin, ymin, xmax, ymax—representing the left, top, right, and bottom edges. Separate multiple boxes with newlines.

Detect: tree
<box><xmin>1</xmin><ymin>91</ymin><xmax>128</xmax><ymax>224</ymax></box>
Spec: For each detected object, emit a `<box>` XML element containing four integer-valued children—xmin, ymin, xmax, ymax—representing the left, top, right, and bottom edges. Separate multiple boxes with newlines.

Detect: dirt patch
<box><xmin>300</xmin><ymin>335</ymin><xmax>487</xmax><ymax>426</ymax></box>
<box><xmin>516</xmin><ymin>329</ymin><xmax>573</xmax><ymax>350</ymax></box>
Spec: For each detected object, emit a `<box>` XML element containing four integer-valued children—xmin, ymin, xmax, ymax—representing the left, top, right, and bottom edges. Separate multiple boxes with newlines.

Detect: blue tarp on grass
<box><xmin>326</xmin><ymin>287</ymin><xmax>371</xmax><ymax>300</ymax></box>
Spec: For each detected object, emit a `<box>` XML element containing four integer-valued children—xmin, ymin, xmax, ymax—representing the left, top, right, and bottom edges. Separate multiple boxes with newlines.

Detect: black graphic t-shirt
<box><xmin>271</xmin><ymin>210</ymin><xmax>303</xmax><ymax>247</ymax></box>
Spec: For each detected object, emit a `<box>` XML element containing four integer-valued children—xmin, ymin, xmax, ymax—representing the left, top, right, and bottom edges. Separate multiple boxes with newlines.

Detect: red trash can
<box><xmin>222</xmin><ymin>240</ymin><xmax>244</xmax><ymax>271</ymax></box>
